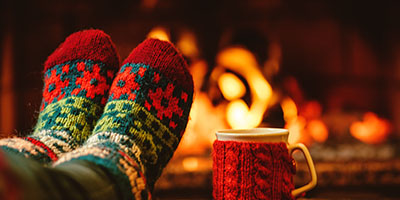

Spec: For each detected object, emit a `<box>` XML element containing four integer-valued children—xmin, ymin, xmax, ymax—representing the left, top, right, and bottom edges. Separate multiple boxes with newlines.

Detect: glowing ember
<box><xmin>147</xmin><ymin>27</ymin><xmax>170</xmax><ymax>41</ymax></box>
<box><xmin>218</xmin><ymin>72</ymin><xmax>246</xmax><ymax>101</ymax></box>
<box><xmin>350</xmin><ymin>112</ymin><xmax>391</xmax><ymax>144</ymax></box>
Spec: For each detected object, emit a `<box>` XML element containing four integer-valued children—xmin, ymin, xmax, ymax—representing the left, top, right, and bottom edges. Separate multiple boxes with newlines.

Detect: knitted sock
<box><xmin>213</xmin><ymin>141</ymin><xmax>296</xmax><ymax>200</ymax></box>
<box><xmin>0</xmin><ymin>29</ymin><xmax>119</xmax><ymax>163</ymax></box>
<box><xmin>55</xmin><ymin>38</ymin><xmax>194</xmax><ymax>200</ymax></box>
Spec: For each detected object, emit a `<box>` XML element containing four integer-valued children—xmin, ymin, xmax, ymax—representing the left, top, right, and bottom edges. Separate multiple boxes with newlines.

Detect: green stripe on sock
<box><xmin>34</xmin><ymin>96</ymin><xmax>102</xmax><ymax>143</ymax></box>
<box><xmin>94</xmin><ymin>100</ymin><xmax>178</xmax><ymax>149</ymax></box>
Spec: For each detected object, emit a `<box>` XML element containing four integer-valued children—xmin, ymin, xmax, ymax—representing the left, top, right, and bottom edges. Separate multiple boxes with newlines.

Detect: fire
<box><xmin>350</xmin><ymin>112</ymin><xmax>391</xmax><ymax>144</ymax></box>
<box><xmin>286</xmin><ymin>116</ymin><xmax>307</xmax><ymax>144</ymax></box>
<box><xmin>281</xmin><ymin>97</ymin><xmax>329</xmax><ymax>145</ymax></box>
<box><xmin>173</xmin><ymin>33</ymin><xmax>228</xmax><ymax>156</ymax></box>
<box><xmin>281</xmin><ymin>97</ymin><xmax>298</xmax><ymax>122</ymax></box>
<box><xmin>218</xmin><ymin>72</ymin><xmax>246</xmax><ymax>101</ymax></box>
<box><xmin>216</xmin><ymin>47</ymin><xmax>273</xmax><ymax>129</ymax></box>
<box><xmin>147</xmin><ymin>27</ymin><xmax>170</xmax><ymax>41</ymax></box>
<box><xmin>176</xmin><ymin>92</ymin><xmax>228</xmax><ymax>155</ymax></box>
<box><xmin>226</xmin><ymin>100</ymin><xmax>253</xmax><ymax>129</ymax></box>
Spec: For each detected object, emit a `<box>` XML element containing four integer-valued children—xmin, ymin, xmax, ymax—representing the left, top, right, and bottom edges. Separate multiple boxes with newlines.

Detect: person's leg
<box><xmin>55</xmin><ymin>38</ymin><xmax>194</xmax><ymax>200</ymax></box>
<box><xmin>0</xmin><ymin>30</ymin><xmax>119</xmax><ymax>163</ymax></box>
<box><xmin>0</xmin><ymin>150</ymin><xmax>119</xmax><ymax>200</ymax></box>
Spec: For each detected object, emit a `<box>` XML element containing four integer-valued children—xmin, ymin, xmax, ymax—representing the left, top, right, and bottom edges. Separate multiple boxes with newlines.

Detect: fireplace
<box><xmin>153</xmin><ymin>19</ymin><xmax>400</xmax><ymax>198</ymax></box>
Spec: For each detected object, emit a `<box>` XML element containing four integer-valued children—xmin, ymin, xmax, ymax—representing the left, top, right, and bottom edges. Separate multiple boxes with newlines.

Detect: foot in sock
<box><xmin>55</xmin><ymin>38</ymin><xmax>194</xmax><ymax>199</ymax></box>
<box><xmin>0</xmin><ymin>29</ymin><xmax>119</xmax><ymax>163</ymax></box>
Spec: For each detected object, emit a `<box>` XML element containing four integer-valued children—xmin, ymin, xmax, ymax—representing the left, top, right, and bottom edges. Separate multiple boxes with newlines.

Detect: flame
<box><xmin>216</xmin><ymin>48</ymin><xmax>274</xmax><ymax>103</ymax></box>
<box><xmin>177</xmin><ymin>31</ymin><xmax>199</xmax><ymax>58</ymax></box>
<box><xmin>350</xmin><ymin>112</ymin><xmax>391</xmax><ymax>144</ymax></box>
<box><xmin>226</xmin><ymin>100</ymin><xmax>251</xmax><ymax>129</ymax></box>
<box><xmin>176</xmin><ymin>93</ymin><xmax>228</xmax><ymax>155</ymax></box>
<box><xmin>286</xmin><ymin>116</ymin><xmax>307</xmax><ymax>144</ymax></box>
<box><xmin>218</xmin><ymin>72</ymin><xmax>246</xmax><ymax>101</ymax></box>
<box><xmin>281</xmin><ymin>97</ymin><xmax>327</xmax><ymax>145</ymax></box>
<box><xmin>217</xmin><ymin>47</ymin><xmax>273</xmax><ymax>129</ymax></box>
<box><xmin>281</xmin><ymin>97</ymin><xmax>298</xmax><ymax>122</ymax></box>
<box><xmin>281</xmin><ymin>97</ymin><xmax>302</xmax><ymax>144</ymax></box>
<box><xmin>217</xmin><ymin>48</ymin><xmax>259</xmax><ymax>70</ymax></box>
<box><xmin>147</xmin><ymin>27</ymin><xmax>170</xmax><ymax>41</ymax></box>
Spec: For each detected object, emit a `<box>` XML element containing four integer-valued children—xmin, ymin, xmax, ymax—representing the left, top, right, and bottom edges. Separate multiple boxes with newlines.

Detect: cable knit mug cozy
<box><xmin>213</xmin><ymin>128</ymin><xmax>317</xmax><ymax>200</ymax></box>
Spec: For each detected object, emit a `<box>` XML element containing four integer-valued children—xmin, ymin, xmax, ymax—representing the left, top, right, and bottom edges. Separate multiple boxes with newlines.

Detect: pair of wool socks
<box><xmin>0</xmin><ymin>30</ymin><xmax>194</xmax><ymax>199</ymax></box>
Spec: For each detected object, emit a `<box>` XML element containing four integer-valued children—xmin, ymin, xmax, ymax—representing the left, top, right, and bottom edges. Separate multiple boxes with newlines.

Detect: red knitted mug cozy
<box><xmin>213</xmin><ymin>140</ymin><xmax>297</xmax><ymax>200</ymax></box>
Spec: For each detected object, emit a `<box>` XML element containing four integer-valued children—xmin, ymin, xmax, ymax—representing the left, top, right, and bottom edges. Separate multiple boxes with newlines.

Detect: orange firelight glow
<box><xmin>182</xmin><ymin>157</ymin><xmax>199</xmax><ymax>172</ymax></box>
<box><xmin>147</xmin><ymin>27</ymin><xmax>170</xmax><ymax>41</ymax></box>
<box><xmin>285</xmin><ymin>116</ymin><xmax>307</xmax><ymax>144</ymax></box>
<box><xmin>281</xmin><ymin>97</ymin><xmax>328</xmax><ymax>145</ymax></box>
<box><xmin>350</xmin><ymin>112</ymin><xmax>391</xmax><ymax>144</ymax></box>
<box><xmin>281</xmin><ymin>97</ymin><xmax>304</xmax><ymax>144</ymax></box>
<box><xmin>308</xmin><ymin>119</ymin><xmax>329</xmax><ymax>143</ymax></box>
<box><xmin>176</xmin><ymin>93</ymin><xmax>228</xmax><ymax>155</ymax></box>
<box><xmin>177</xmin><ymin>31</ymin><xmax>199</xmax><ymax>59</ymax></box>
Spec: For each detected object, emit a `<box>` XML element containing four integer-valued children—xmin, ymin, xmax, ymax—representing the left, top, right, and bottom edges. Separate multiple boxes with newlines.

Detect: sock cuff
<box><xmin>44</xmin><ymin>29</ymin><xmax>120</xmax><ymax>71</ymax></box>
<box><xmin>122</xmin><ymin>38</ymin><xmax>193</xmax><ymax>92</ymax></box>
<box><xmin>55</xmin><ymin>145</ymin><xmax>151</xmax><ymax>200</ymax></box>
<box><xmin>0</xmin><ymin>138</ymin><xmax>56</xmax><ymax>163</ymax></box>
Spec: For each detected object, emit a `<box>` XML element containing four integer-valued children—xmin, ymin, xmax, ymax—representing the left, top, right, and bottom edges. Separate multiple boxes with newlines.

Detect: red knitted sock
<box><xmin>0</xmin><ymin>29</ymin><xmax>119</xmax><ymax>163</ymax></box>
<box><xmin>213</xmin><ymin>140</ymin><xmax>296</xmax><ymax>200</ymax></box>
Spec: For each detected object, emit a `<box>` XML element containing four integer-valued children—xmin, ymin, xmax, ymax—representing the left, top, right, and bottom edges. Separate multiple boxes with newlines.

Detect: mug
<box><xmin>213</xmin><ymin>128</ymin><xmax>317</xmax><ymax>200</ymax></box>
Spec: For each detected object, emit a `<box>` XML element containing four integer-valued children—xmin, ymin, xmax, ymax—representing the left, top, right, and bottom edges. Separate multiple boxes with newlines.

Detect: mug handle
<box><xmin>288</xmin><ymin>143</ymin><xmax>317</xmax><ymax>197</ymax></box>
